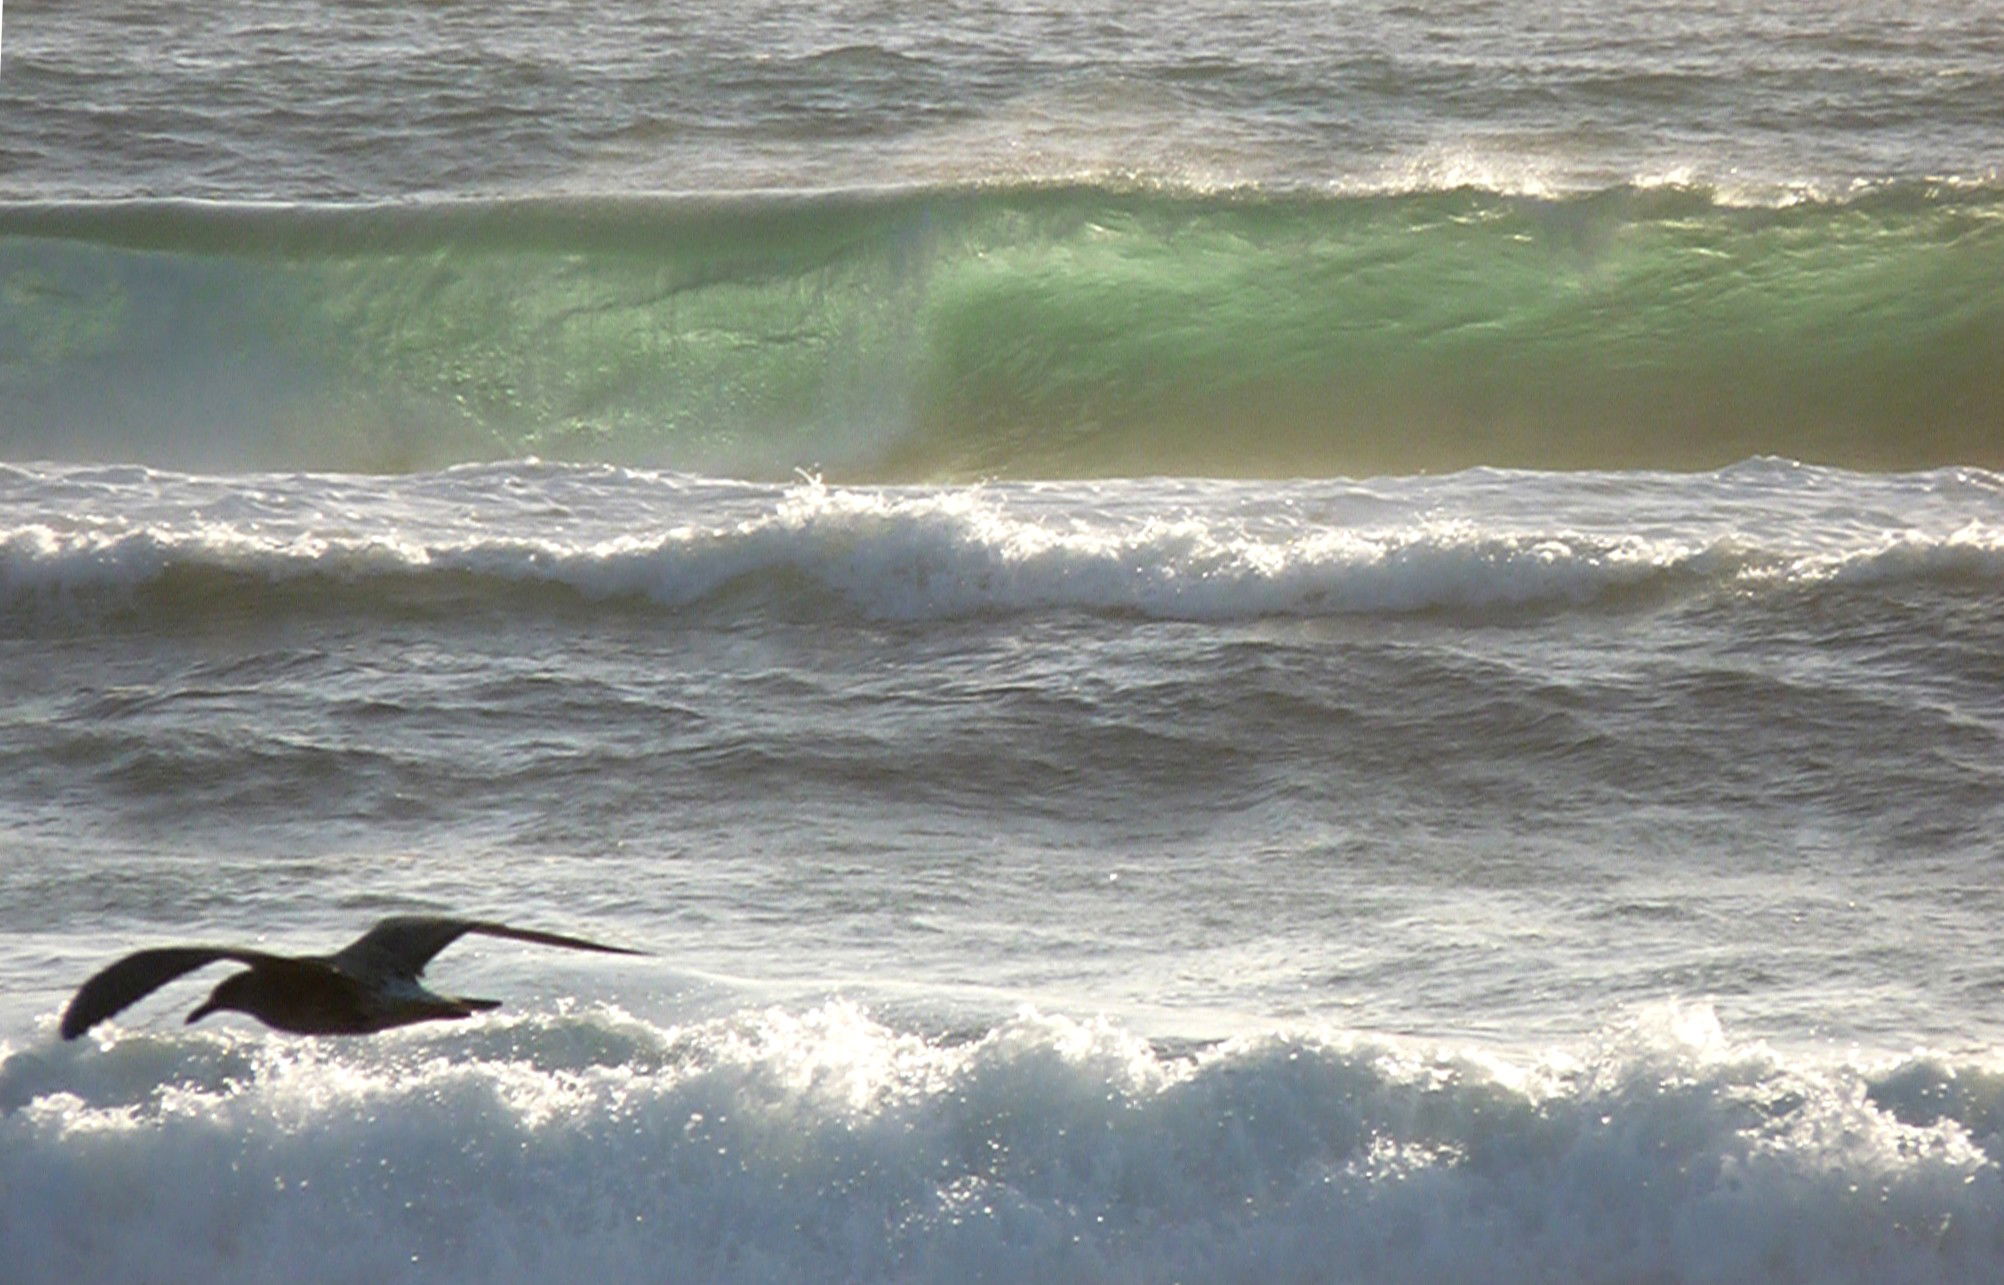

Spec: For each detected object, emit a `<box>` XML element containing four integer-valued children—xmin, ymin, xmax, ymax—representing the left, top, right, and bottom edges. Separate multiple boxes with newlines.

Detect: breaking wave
<box><xmin>3</xmin><ymin>181</ymin><xmax>2000</xmax><ymax>479</ymax></box>
<box><xmin>3</xmin><ymin>1001</ymin><xmax>2001</xmax><ymax>1284</ymax></box>
<box><xmin>4</xmin><ymin>466</ymin><xmax>2002</xmax><ymax>628</ymax></box>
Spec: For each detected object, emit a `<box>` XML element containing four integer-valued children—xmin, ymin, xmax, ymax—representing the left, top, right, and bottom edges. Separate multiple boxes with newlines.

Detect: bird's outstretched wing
<box><xmin>61</xmin><ymin>946</ymin><xmax>285</xmax><ymax>1040</ymax></box>
<box><xmin>327</xmin><ymin>916</ymin><xmax>646</xmax><ymax>982</ymax></box>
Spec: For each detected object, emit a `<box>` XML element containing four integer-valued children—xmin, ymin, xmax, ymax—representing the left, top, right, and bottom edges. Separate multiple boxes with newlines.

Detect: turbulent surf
<box><xmin>6</xmin><ymin>0</ymin><xmax>2004</xmax><ymax>1281</ymax></box>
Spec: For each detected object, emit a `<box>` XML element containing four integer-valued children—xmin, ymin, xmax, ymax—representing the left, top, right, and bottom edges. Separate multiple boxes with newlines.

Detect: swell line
<box><xmin>4</xmin><ymin>181</ymin><xmax>2001</xmax><ymax>479</ymax></box>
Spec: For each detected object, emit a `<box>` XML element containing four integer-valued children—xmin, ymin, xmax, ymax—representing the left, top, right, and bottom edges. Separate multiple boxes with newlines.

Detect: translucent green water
<box><xmin>5</xmin><ymin>183</ymin><xmax>2000</xmax><ymax>478</ymax></box>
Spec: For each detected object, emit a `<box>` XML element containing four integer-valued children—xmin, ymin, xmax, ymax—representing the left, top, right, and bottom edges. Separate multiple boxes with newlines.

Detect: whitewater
<box><xmin>4</xmin><ymin>1</ymin><xmax>2004</xmax><ymax>1281</ymax></box>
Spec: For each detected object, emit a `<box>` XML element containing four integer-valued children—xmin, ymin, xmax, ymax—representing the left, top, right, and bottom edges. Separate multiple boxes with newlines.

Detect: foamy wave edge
<box><xmin>2</xmin><ymin>1000</ymin><xmax>2000</xmax><ymax>1284</ymax></box>
<box><xmin>5</xmin><ymin>483</ymin><xmax>2002</xmax><ymax>624</ymax></box>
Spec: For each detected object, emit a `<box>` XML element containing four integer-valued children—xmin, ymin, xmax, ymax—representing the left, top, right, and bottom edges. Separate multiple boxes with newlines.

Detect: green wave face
<box><xmin>2</xmin><ymin>185</ymin><xmax>2000</xmax><ymax>478</ymax></box>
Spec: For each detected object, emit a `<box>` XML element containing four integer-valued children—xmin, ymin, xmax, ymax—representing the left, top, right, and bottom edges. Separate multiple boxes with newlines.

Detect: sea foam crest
<box><xmin>3</xmin><ymin>480</ymin><xmax>2001</xmax><ymax>624</ymax></box>
<box><xmin>3</xmin><ymin>1001</ymin><xmax>2002</xmax><ymax>1284</ymax></box>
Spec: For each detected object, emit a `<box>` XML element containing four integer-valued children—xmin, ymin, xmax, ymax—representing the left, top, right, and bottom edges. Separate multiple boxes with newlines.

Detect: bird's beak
<box><xmin>185</xmin><ymin>1000</ymin><xmax>219</xmax><ymax>1025</ymax></box>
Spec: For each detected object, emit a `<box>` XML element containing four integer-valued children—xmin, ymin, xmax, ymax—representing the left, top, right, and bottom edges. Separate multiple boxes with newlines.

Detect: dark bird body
<box><xmin>60</xmin><ymin>916</ymin><xmax>645</xmax><ymax>1040</ymax></box>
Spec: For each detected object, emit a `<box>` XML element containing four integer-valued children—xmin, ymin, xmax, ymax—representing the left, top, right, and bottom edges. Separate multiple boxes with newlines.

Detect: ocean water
<box><xmin>4</xmin><ymin>2</ymin><xmax>2004</xmax><ymax>1281</ymax></box>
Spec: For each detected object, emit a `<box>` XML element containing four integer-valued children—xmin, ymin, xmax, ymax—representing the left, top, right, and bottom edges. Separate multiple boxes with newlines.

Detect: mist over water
<box><xmin>6</xmin><ymin>1</ymin><xmax>2004</xmax><ymax>1281</ymax></box>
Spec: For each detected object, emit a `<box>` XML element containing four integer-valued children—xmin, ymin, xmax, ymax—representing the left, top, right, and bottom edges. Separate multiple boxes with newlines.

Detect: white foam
<box><xmin>3</xmin><ymin>470</ymin><xmax>2001</xmax><ymax>625</ymax></box>
<box><xmin>2</xmin><ymin>1001</ymin><xmax>2001</xmax><ymax>1283</ymax></box>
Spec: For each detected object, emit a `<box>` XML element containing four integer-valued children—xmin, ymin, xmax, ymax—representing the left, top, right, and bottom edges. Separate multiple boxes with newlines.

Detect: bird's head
<box><xmin>185</xmin><ymin>970</ymin><xmax>264</xmax><ymax>1026</ymax></box>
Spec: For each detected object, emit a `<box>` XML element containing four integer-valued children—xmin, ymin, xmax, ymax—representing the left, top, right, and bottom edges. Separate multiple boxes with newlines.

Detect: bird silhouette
<box><xmin>60</xmin><ymin>915</ymin><xmax>645</xmax><ymax>1039</ymax></box>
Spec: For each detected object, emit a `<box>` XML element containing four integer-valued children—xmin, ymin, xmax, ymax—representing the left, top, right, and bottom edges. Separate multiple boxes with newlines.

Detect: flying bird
<box><xmin>60</xmin><ymin>915</ymin><xmax>646</xmax><ymax>1040</ymax></box>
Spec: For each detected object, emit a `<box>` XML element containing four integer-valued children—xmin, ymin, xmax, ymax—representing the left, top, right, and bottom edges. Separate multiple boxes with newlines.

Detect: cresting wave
<box><xmin>3</xmin><ymin>181</ymin><xmax>2001</xmax><ymax>480</ymax></box>
<box><xmin>3</xmin><ymin>1001</ymin><xmax>2001</xmax><ymax>1283</ymax></box>
<box><xmin>5</xmin><ymin>473</ymin><xmax>2003</xmax><ymax>628</ymax></box>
